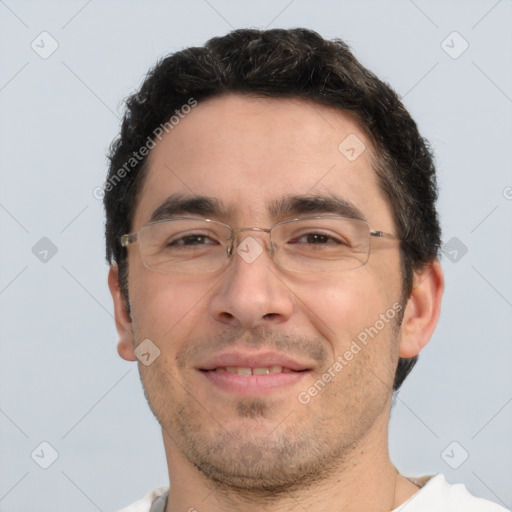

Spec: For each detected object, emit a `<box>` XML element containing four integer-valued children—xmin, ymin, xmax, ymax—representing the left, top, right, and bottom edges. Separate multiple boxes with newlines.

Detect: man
<box><xmin>104</xmin><ymin>28</ymin><xmax>507</xmax><ymax>511</ymax></box>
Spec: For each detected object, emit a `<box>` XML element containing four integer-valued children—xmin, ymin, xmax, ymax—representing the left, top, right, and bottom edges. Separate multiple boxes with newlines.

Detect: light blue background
<box><xmin>1</xmin><ymin>1</ymin><xmax>511</xmax><ymax>511</ymax></box>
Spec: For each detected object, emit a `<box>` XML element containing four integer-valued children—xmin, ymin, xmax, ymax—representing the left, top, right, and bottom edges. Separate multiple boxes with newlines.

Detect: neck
<box><xmin>162</xmin><ymin>416</ymin><xmax>419</xmax><ymax>512</ymax></box>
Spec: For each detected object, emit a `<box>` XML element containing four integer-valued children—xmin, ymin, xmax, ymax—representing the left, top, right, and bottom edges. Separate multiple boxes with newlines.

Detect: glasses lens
<box><xmin>272</xmin><ymin>217</ymin><xmax>370</xmax><ymax>272</ymax></box>
<box><xmin>138</xmin><ymin>219</ymin><xmax>231</xmax><ymax>274</ymax></box>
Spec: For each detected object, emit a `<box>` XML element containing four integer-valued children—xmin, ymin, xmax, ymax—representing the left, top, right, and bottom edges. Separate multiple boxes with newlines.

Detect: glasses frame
<box><xmin>120</xmin><ymin>215</ymin><xmax>399</xmax><ymax>274</ymax></box>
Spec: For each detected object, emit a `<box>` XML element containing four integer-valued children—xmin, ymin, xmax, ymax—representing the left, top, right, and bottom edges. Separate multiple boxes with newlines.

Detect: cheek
<box><xmin>292</xmin><ymin>269</ymin><xmax>402</xmax><ymax>384</ymax></box>
<box><xmin>128</xmin><ymin>269</ymin><xmax>211</xmax><ymax>344</ymax></box>
<box><xmin>295</xmin><ymin>270</ymin><xmax>394</xmax><ymax>344</ymax></box>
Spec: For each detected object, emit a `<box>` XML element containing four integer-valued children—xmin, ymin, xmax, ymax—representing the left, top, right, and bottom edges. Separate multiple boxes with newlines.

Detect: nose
<box><xmin>208</xmin><ymin>234</ymin><xmax>295</xmax><ymax>329</ymax></box>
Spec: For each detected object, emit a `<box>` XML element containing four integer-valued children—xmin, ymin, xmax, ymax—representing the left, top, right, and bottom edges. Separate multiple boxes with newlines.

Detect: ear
<box><xmin>399</xmin><ymin>259</ymin><xmax>444</xmax><ymax>358</ymax></box>
<box><xmin>108</xmin><ymin>264</ymin><xmax>136</xmax><ymax>361</ymax></box>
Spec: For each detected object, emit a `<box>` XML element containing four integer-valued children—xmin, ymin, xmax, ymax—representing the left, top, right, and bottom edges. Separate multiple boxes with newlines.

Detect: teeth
<box><xmin>253</xmin><ymin>367</ymin><xmax>270</xmax><ymax>375</ymax></box>
<box><xmin>220</xmin><ymin>365</ymin><xmax>286</xmax><ymax>375</ymax></box>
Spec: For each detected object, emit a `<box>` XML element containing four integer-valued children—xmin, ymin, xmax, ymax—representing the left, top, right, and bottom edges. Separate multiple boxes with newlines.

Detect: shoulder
<box><xmin>394</xmin><ymin>474</ymin><xmax>510</xmax><ymax>512</ymax></box>
<box><xmin>116</xmin><ymin>487</ymin><xmax>169</xmax><ymax>512</ymax></box>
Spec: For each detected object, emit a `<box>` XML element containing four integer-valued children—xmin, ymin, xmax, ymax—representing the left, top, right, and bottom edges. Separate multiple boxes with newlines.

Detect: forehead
<box><xmin>133</xmin><ymin>94</ymin><xmax>394</xmax><ymax>229</ymax></box>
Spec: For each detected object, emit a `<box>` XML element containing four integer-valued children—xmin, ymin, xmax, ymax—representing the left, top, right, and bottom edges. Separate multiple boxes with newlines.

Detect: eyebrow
<box><xmin>149</xmin><ymin>193</ymin><xmax>367</xmax><ymax>224</ymax></box>
<box><xmin>268</xmin><ymin>195</ymin><xmax>367</xmax><ymax>222</ymax></box>
<box><xmin>150</xmin><ymin>194</ymin><xmax>234</xmax><ymax>222</ymax></box>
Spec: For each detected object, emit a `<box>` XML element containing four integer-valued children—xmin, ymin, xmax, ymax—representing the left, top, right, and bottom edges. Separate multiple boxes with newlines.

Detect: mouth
<box><xmin>199</xmin><ymin>362</ymin><xmax>311</xmax><ymax>395</ymax></box>
<box><xmin>202</xmin><ymin>366</ymin><xmax>306</xmax><ymax>375</ymax></box>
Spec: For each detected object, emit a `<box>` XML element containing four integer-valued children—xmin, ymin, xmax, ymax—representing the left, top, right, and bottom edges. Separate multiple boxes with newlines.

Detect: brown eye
<box><xmin>169</xmin><ymin>234</ymin><xmax>216</xmax><ymax>246</ymax></box>
<box><xmin>290</xmin><ymin>232</ymin><xmax>348</xmax><ymax>246</ymax></box>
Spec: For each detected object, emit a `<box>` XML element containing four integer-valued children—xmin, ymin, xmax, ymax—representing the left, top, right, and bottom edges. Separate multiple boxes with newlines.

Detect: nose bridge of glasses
<box><xmin>230</xmin><ymin>226</ymin><xmax>275</xmax><ymax>257</ymax></box>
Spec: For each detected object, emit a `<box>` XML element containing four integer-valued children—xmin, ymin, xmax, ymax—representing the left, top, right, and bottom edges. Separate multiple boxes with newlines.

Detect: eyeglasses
<box><xmin>120</xmin><ymin>216</ymin><xmax>399</xmax><ymax>275</ymax></box>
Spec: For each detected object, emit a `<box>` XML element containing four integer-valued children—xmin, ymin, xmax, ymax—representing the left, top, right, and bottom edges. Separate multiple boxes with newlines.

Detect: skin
<box><xmin>109</xmin><ymin>94</ymin><xmax>444</xmax><ymax>512</ymax></box>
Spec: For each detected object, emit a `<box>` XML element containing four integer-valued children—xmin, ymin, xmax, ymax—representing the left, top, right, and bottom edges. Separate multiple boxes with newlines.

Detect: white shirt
<box><xmin>116</xmin><ymin>475</ymin><xmax>510</xmax><ymax>512</ymax></box>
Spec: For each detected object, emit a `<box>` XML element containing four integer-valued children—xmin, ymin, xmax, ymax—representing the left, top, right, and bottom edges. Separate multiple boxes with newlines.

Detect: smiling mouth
<box><xmin>203</xmin><ymin>366</ymin><xmax>308</xmax><ymax>375</ymax></box>
<box><xmin>200</xmin><ymin>364</ymin><xmax>310</xmax><ymax>394</ymax></box>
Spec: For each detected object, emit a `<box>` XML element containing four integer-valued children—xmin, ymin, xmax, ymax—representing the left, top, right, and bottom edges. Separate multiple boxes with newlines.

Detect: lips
<box><xmin>197</xmin><ymin>351</ymin><xmax>313</xmax><ymax>394</ymax></box>
<box><xmin>211</xmin><ymin>366</ymin><xmax>296</xmax><ymax>375</ymax></box>
<box><xmin>199</xmin><ymin>352</ymin><xmax>312</xmax><ymax>373</ymax></box>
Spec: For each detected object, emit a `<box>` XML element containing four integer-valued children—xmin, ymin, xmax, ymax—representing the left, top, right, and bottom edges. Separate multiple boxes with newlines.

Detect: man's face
<box><xmin>119</xmin><ymin>95</ymin><xmax>405</xmax><ymax>490</ymax></box>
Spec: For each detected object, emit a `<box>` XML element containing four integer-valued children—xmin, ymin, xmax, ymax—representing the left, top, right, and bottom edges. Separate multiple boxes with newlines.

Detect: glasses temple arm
<box><xmin>369</xmin><ymin>230</ymin><xmax>399</xmax><ymax>240</ymax></box>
